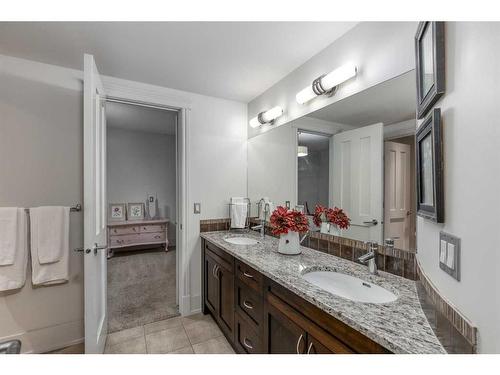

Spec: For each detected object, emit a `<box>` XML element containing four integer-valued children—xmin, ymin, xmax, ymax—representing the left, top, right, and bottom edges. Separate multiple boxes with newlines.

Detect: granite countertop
<box><xmin>200</xmin><ymin>230</ymin><xmax>445</xmax><ymax>354</ymax></box>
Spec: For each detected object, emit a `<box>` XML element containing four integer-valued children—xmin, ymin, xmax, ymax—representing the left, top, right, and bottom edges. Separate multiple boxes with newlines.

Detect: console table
<box><xmin>108</xmin><ymin>219</ymin><xmax>169</xmax><ymax>253</ymax></box>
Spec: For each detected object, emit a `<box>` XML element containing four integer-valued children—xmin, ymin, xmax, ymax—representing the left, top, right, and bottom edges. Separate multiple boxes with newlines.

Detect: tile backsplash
<box><xmin>201</xmin><ymin>217</ymin><xmax>417</xmax><ymax>280</ymax></box>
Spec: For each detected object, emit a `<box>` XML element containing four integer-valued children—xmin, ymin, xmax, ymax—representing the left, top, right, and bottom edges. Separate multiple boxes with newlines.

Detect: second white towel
<box><xmin>30</xmin><ymin>206</ymin><xmax>70</xmax><ymax>286</ymax></box>
<box><xmin>230</xmin><ymin>198</ymin><xmax>248</xmax><ymax>229</ymax></box>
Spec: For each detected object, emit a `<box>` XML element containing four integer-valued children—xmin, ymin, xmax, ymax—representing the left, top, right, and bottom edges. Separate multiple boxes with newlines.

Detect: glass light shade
<box><xmin>249</xmin><ymin>116</ymin><xmax>261</xmax><ymax>128</ymax></box>
<box><xmin>297</xmin><ymin>145</ymin><xmax>308</xmax><ymax>157</ymax></box>
<box><xmin>249</xmin><ymin>106</ymin><xmax>284</xmax><ymax>128</ymax></box>
<box><xmin>296</xmin><ymin>64</ymin><xmax>357</xmax><ymax>104</ymax></box>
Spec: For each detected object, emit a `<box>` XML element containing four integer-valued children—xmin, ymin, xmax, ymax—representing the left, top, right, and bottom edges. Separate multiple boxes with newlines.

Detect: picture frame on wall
<box><xmin>108</xmin><ymin>203</ymin><xmax>127</xmax><ymax>222</ymax></box>
<box><xmin>415</xmin><ymin>21</ymin><xmax>445</xmax><ymax>119</ymax></box>
<box><xmin>416</xmin><ymin>108</ymin><xmax>444</xmax><ymax>223</ymax></box>
<box><xmin>127</xmin><ymin>202</ymin><xmax>145</xmax><ymax>220</ymax></box>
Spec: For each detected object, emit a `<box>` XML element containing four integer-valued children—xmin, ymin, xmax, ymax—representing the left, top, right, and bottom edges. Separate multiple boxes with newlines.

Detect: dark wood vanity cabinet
<box><xmin>201</xmin><ymin>238</ymin><xmax>391</xmax><ymax>354</ymax></box>
<box><xmin>202</xmin><ymin>240</ymin><xmax>234</xmax><ymax>339</ymax></box>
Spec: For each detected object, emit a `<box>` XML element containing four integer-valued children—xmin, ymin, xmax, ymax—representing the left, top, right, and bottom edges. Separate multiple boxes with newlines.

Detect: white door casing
<box><xmin>83</xmin><ymin>53</ymin><xmax>108</xmax><ymax>354</ymax></box>
<box><xmin>384</xmin><ymin>141</ymin><xmax>412</xmax><ymax>250</ymax></box>
<box><xmin>332</xmin><ymin>123</ymin><xmax>383</xmax><ymax>243</ymax></box>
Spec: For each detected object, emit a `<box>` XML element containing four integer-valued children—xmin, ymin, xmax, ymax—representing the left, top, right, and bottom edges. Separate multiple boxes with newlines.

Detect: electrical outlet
<box><xmin>193</xmin><ymin>203</ymin><xmax>201</xmax><ymax>214</ymax></box>
<box><xmin>439</xmin><ymin>231</ymin><xmax>460</xmax><ymax>281</ymax></box>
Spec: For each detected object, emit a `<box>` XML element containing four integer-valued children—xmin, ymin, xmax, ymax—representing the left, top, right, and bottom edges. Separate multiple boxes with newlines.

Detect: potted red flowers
<box><xmin>269</xmin><ymin>206</ymin><xmax>309</xmax><ymax>255</ymax></box>
<box><xmin>313</xmin><ymin>205</ymin><xmax>351</xmax><ymax>236</ymax></box>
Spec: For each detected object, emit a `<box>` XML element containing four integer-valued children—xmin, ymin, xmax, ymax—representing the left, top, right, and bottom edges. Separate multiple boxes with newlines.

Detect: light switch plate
<box><xmin>193</xmin><ymin>203</ymin><xmax>201</xmax><ymax>214</ymax></box>
<box><xmin>439</xmin><ymin>231</ymin><xmax>460</xmax><ymax>281</ymax></box>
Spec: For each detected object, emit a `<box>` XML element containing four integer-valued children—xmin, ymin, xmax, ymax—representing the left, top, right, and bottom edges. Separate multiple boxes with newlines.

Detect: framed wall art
<box><xmin>416</xmin><ymin>108</ymin><xmax>444</xmax><ymax>223</ymax></box>
<box><xmin>415</xmin><ymin>21</ymin><xmax>445</xmax><ymax>119</ymax></box>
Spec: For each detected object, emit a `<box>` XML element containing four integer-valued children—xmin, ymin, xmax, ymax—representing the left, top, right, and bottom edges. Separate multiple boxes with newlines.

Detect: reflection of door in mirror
<box><xmin>384</xmin><ymin>137</ymin><xmax>416</xmax><ymax>251</ymax></box>
<box><xmin>332</xmin><ymin>123</ymin><xmax>384</xmax><ymax>244</ymax></box>
<box><xmin>297</xmin><ymin>131</ymin><xmax>331</xmax><ymax>220</ymax></box>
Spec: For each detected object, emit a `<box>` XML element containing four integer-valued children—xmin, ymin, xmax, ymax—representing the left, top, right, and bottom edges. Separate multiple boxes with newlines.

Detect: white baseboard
<box><xmin>1</xmin><ymin>319</ymin><xmax>84</xmax><ymax>354</ymax></box>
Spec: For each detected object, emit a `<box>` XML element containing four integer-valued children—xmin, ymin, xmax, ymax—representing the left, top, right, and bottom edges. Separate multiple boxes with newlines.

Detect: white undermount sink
<box><xmin>224</xmin><ymin>237</ymin><xmax>259</xmax><ymax>245</ymax></box>
<box><xmin>302</xmin><ymin>271</ymin><xmax>397</xmax><ymax>304</ymax></box>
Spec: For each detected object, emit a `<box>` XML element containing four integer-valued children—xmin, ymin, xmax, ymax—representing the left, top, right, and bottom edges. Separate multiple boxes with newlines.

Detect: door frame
<box><xmin>101</xmin><ymin>78</ymin><xmax>191</xmax><ymax>316</ymax></box>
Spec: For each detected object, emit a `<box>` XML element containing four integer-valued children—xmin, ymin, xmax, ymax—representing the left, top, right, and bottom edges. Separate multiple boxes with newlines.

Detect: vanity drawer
<box><xmin>110</xmin><ymin>225</ymin><xmax>140</xmax><ymax>235</ymax></box>
<box><xmin>236</xmin><ymin>260</ymin><xmax>263</xmax><ymax>294</ymax></box>
<box><xmin>141</xmin><ymin>224</ymin><xmax>166</xmax><ymax>233</ymax></box>
<box><xmin>236</xmin><ymin>280</ymin><xmax>263</xmax><ymax>328</ymax></box>
<box><xmin>235</xmin><ymin>313</ymin><xmax>263</xmax><ymax>354</ymax></box>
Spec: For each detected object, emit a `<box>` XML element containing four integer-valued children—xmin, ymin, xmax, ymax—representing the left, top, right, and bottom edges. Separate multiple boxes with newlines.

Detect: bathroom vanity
<box><xmin>201</xmin><ymin>231</ymin><xmax>445</xmax><ymax>354</ymax></box>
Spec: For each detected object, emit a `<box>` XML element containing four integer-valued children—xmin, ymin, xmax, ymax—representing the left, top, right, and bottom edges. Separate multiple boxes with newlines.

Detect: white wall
<box><xmin>0</xmin><ymin>54</ymin><xmax>247</xmax><ymax>352</ymax></box>
<box><xmin>248</xmin><ymin>22</ymin><xmax>417</xmax><ymax>139</ymax></box>
<box><xmin>416</xmin><ymin>22</ymin><xmax>500</xmax><ymax>353</ymax></box>
<box><xmin>0</xmin><ymin>68</ymin><xmax>84</xmax><ymax>353</ymax></box>
<box><xmin>107</xmin><ymin>127</ymin><xmax>177</xmax><ymax>245</ymax></box>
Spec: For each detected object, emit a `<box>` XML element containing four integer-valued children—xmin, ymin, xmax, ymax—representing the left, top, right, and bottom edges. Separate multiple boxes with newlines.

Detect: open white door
<box><xmin>332</xmin><ymin>123</ymin><xmax>383</xmax><ymax>243</ymax></box>
<box><xmin>83</xmin><ymin>54</ymin><xmax>108</xmax><ymax>354</ymax></box>
<box><xmin>176</xmin><ymin>109</ymin><xmax>187</xmax><ymax>314</ymax></box>
<box><xmin>384</xmin><ymin>141</ymin><xmax>412</xmax><ymax>250</ymax></box>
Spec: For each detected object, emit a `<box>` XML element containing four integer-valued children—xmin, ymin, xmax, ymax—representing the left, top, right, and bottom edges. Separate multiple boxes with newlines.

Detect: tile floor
<box><xmin>104</xmin><ymin>313</ymin><xmax>235</xmax><ymax>354</ymax></box>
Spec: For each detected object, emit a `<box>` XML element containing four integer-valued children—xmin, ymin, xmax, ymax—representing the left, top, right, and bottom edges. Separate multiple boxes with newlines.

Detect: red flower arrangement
<box><xmin>269</xmin><ymin>206</ymin><xmax>309</xmax><ymax>236</ymax></box>
<box><xmin>313</xmin><ymin>205</ymin><xmax>351</xmax><ymax>230</ymax></box>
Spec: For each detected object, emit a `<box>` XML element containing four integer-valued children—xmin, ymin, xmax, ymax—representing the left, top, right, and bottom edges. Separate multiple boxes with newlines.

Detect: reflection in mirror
<box><xmin>248</xmin><ymin>70</ymin><xmax>418</xmax><ymax>251</ymax></box>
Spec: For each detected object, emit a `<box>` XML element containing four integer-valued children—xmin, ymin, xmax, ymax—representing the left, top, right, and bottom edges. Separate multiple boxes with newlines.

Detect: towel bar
<box><xmin>24</xmin><ymin>204</ymin><xmax>82</xmax><ymax>214</ymax></box>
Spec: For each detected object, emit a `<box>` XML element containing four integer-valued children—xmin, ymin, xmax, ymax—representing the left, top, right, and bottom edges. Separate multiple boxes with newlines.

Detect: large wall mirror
<box><xmin>248</xmin><ymin>70</ymin><xmax>417</xmax><ymax>251</ymax></box>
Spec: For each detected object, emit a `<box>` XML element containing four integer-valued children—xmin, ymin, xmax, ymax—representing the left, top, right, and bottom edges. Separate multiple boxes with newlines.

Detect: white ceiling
<box><xmin>307</xmin><ymin>70</ymin><xmax>416</xmax><ymax>126</ymax></box>
<box><xmin>106</xmin><ymin>101</ymin><xmax>177</xmax><ymax>135</ymax></box>
<box><xmin>0</xmin><ymin>22</ymin><xmax>357</xmax><ymax>102</ymax></box>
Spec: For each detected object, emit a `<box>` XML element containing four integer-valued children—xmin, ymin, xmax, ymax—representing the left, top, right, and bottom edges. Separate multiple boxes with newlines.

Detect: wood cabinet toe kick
<box><xmin>201</xmin><ymin>238</ymin><xmax>391</xmax><ymax>354</ymax></box>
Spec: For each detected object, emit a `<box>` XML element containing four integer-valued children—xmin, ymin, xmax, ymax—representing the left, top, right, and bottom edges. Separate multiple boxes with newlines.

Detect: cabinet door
<box><xmin>204</xmin><ymin>254</ymin><xmax>218</xmax><ymax>315</ymax></box>
<box><xmin>217</xmin><ymin>265</ymin><xmax>234</xmax><ymax>337</ymax></box>
<box><xmin>265</xmin><ymin>300</ymin><xmax>306</xmax><ymax>354</ymax></box>
<box><xmin>306</xmin><ymin>335</ymin><xmax>334</xmax><ymax>354</ymax></box>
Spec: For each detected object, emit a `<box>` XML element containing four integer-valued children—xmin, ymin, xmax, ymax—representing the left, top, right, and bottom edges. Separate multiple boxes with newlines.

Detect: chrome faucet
<box><xmin>358</xmin><ymin>241</ymin><xmax>378</xmax><ymax>275</ymax></box>
<box><xmin>251</xmin><ymin>200</ymin><xmax>270</xmax><ymax>238</ymax></box>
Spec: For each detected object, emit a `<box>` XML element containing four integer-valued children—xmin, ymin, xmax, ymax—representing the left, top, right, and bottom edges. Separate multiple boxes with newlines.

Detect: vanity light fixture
<box><xmin>249</xmin><ymin>106</ymin><xmax>284</xmax><ymax>128</ymax></box>
<box><xmin>297</xmin><ymin>146</ymin><xmax>308</xmax><ymax>157</ymax></box>
<box><xmin>296</xmin><ymin>64</ymin><xmax>357</xmax><ymax>105</ymax></box>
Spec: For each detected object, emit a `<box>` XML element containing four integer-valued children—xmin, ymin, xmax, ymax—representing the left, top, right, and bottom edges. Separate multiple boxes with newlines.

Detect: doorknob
<box><xmin>92</xmin><ymin>243</ymin><xmax>108</xmax><ymax>255</ymax></box>
<box><xmin>362</xmin><ymin>219</ymin><xmax>378</xmax><ymax>226</ymax></box>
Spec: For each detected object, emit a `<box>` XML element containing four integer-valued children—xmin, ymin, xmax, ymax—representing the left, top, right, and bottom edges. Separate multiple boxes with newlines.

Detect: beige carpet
<box><xmin>107</xmin><ymin>248</ymin><xmax>178</xmax><ymax>333</ymax></box>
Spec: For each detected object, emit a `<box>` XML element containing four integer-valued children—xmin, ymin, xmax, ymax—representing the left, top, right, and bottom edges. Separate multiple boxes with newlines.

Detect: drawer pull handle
<box><xmin>243</xmin><ymin>338</ymin><xmax>253</xmax><ymax>350</ymax></box>
<box><xmin>133</xmin><ymin>227</ymin><xmax>136</xmax><ymax>231</ymax></box>
<box><xmin>243</xmin><ymin>300</ymin><xmax>254</xmax><ymax>310</ymax></box>
<box><xmin>307</xmin><ymin>342</ymin><xmax>314</xmax><ymax>354</ymax></box>
<box><xmin>243</xmin><ymin>271</ymin><xmax>254</xmax><ymax>279</ymax></box>
<box><xmin>296</xmin><ymin>334</ymin><xmax>304</xmax><ymax>354</ymax></box>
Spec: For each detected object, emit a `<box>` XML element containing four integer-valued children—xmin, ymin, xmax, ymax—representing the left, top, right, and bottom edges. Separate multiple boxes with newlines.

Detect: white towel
<box><xmin>30</xmin><ymin>206</ymin><xmax>70</xmax><ymax>286</ymax></box>
<box><xmin>0</xmin><ymin>207</ymin><xmax>19</xmax><ymax>266</ymax></box>
<box><xmin>0</xmin><ymin>208</ymin><xmax>28</xmax><ymax>291</ymax></box>
<box><xmin>230</xmin><ymin>198</ymin><xmax>248</xmax><ymax>229</ymax></box>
